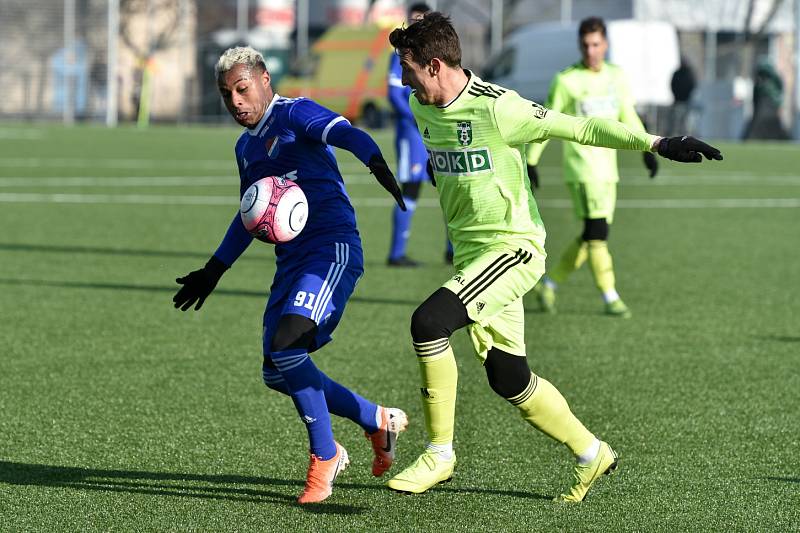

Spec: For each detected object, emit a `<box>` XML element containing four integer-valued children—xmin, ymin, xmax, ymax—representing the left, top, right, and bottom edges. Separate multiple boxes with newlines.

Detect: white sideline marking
<box><xmin>0</xmin><ymin>129</ymin><xmax>45</xmax><ymax>140</ymax></box>
<box><xmin>0</xmin><ymin>193</ymin><xmax>233</xmax><ymax>205</ymax></box>
<box><xmin>0</xmin><ymin>192</ymin><xmax>798</xmax><ymax>209</ymax></box>
<box><xmin>0</xmin><ymin>173</ymin><xmax>799</xmax><ymax>188</ymax></box>
<box><xmin>0</xmin><ymin>176</ymin><xmax>234</xmax><ymax>187</ymax></box>
<box><xmin>0</xmin><ymin>157</ymin><xmax>235</xmax><ymax>170</ymax></box>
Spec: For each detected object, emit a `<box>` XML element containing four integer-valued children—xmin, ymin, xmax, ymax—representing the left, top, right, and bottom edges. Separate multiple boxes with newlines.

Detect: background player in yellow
<box><xmin>526</xmin><ymin>17</ymin><xmax>659</xmax><ymax>318</ymax></box>
<box><xmin>386</xmin><ymin>12</ymin><xmax>722</xmax><ymax>501</ymax></box>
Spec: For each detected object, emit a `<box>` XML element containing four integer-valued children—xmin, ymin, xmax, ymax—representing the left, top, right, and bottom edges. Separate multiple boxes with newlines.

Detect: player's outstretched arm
<box><xmin>324</xmin><ymin>122</ymin><xmax>407</xmax><ymax>210</ymax></box>
<box><xmin>289</xmin><ymin>99</ymin><xmax>407</xmax><ymax>210</ymax></box>
<box><xmin>173</xmin><ymin>213</ymin><xmax>251</xmax><ymax>311</ymax></box>
<box><xmin>655</xmin><ymin>136</ymin><xmax>723</xmax><ymax>163</ymax></box>
<box><xmin>173</xmin><ymin>255</ymin><xmax>229</xmax><ymax>311</ymax></box>
<box><xmin>367</xmin><ymin>154</ymin><xmax>406</xmax><ymax>210</ymax></box>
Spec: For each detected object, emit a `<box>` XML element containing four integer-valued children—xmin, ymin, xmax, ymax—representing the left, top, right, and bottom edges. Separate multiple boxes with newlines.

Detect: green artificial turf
<box><xmin>0</xmin><ymin>123</ymin><xmax>798</xmax><ymax>531</ymax></box>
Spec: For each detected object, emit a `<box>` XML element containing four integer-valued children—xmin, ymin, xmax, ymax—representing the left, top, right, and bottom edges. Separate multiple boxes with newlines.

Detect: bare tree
<box><xmin>120</xmin><ymin>0</ymin><xmax>181</xmax><ymax>60</ymax></box>
<box><xmin>120</xmin><ymin>0</ymin><xmax>181</xmax><ymax>118</ymax></box>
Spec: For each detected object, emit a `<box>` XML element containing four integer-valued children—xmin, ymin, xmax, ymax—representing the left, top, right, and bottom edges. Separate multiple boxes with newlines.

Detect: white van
<box><xmin>483</xmin><ymin>20</ymin><xmax>680</xmax><ymax>106</ymax></box>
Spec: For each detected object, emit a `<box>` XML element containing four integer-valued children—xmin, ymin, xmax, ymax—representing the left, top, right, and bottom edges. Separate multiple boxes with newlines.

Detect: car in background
<box><xmin>279</xmin><ymin>24</ymin><xmax>393</xmax><ymax>128</ymax></box>
<box><xmin>484</xmin><ymin>20</ymin><xmax>680</xmax><ymax>107</ymax></box>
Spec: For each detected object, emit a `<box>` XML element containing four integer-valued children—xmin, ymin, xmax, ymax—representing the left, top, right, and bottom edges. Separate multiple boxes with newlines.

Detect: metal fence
<box><xmin>1</xmin><ymin>0</ymin><xmax>799</xmax><ymax>140</ymax></box>
<box><xmin>0</xmin><ymin>0</ymin><xmax>111</xmax><ymax>123</ymax></box>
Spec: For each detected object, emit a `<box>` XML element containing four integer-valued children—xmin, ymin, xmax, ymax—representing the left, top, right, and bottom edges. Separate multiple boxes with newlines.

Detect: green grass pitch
<box><xmin>0</xmin><ymin>123</ymin><xmax>798</xmax><ymax>531</ymax></box>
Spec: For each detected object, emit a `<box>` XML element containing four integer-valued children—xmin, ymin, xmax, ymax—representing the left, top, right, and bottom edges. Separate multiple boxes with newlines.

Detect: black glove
<box><xmin>426</xmin><ymin>160</ymin><xmax>436</xmax><ymax>187</ymax></box>
<box><xmin>527</xmin><ymin>164</ymin><xmax>540</xmax><ymax>189</ymax></box>
<box><xmin>173</xmin><ymin>255</ymin><xmax>229</xmax><ymax>311</ymax></box>
<box><xmin>643</xmin><ymin>151</ymin><xmax>659</xmax><ymax>178</ymax></box>
<box><xmin>656</xmin><ymin>136</ymin><xmax>723</xmax><ymax>163</ymax></box>
<box><xmin>368</xmin><ymin>155</ymin><xmax>406</xmax><ymax>211</ymax></box>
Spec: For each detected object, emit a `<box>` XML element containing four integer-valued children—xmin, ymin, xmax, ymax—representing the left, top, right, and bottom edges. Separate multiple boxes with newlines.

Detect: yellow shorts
<box><xmin>443</xmin><ymin>245</ymin><xmax>545</xmax><ymax>362</ymax></box>
<box><xmin>567</xmin><ymin>181</ymin><xmax>617</xmax><ymax>223</ymax></box>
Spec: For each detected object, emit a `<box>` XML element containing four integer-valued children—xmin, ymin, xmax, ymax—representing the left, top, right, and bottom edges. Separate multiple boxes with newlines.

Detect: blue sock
<box><xmin>271</xmin><ymin>348</ymin><xmax>337</xmax><ymax>460</ymax></box>
<box><xmin>321</xmin><ymin>376</ymin><xmax>380</xmax><ymax>433</ymax></box>
<box><xmin>263</xmin><ymin>362</ymin><xmax>379</xmax><ymax>433</ymax></box>
<box><xmin>389</xmin><ymin>197</ymin><xmax>416</xmax><ymax>260</ymax></box>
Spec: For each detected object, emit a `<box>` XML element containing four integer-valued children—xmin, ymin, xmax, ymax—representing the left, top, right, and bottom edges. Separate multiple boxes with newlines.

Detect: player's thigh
<box><xmin>443</xmin><ymin>245</ymin><xmax>543</xmax><ymax>360</ymax></box>
<box><xmin>263</xmin><ymin>243</ymin><xmax>364</xmax><ymax>355</ymax></box>
<box><xmin>468</xmin><ymin>298</ymin><xmax>526</xmax><ymax>362</ymax></box>
<box><xmin>568</xmin><ymin>181</ymin><xmax>617</xmax><ymax>223</ymax></box>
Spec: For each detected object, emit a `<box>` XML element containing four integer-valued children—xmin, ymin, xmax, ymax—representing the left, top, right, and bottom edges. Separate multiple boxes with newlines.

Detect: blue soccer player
<box><xmin>386</xmin><ymin>2</ymin><xmax>453</xmax><ymax>266</ymax></box>
<box><xmin>172</xmin><ymin>46</ymin><xmax>409</xmax><ymax>504</ymax></box>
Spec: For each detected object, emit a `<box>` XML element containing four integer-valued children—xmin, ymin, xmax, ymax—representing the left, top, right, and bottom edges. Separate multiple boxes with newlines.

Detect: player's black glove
<box><xmin>368</xmin><ymin>155</ymin><xmax>406</xmax><ymax>211</ymax></box>
<box><xmin>527</xmin><ymin>164</ymin><xmax>540</xmax><ymax>189</ymax></box>
<box><xmin>643</xmin><ymin>151</ymin><xmax>659</xmax><ymax>178</ymax></box>
<box><xmin>173</xmin><ymin>255</ymin><xmax>229</xmax><ymax>311</ymax></box>
<box><xmin>426</xmin><ymin>160</ymin><xmax>436</xmax><ymax>187</ymax></box>
<box><xmin>656</xmin><ymin>136</ymin><xmax>723</xmax><ymax>163</ymax></box>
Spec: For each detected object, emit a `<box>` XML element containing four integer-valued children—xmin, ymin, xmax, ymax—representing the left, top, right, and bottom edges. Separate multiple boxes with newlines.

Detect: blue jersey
<box><xmin>387</xmin><ymin>54</ymin><xmax>428</xmax><ymax>183</ymax></box>
<box><xmin>215</xmin><ymin>94</ymin><xmax>381</xmax><ymax>269</ymax></box>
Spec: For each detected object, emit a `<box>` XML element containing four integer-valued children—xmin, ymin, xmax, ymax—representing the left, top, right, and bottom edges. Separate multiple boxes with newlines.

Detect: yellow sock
<box><xmin>549</xmin><ymin>237</ymin><xmax>588</xmax><ymax>284</ymax></box>
<box><xmin>587</xmin><ymin>240</ymin><xmax>616</xmax><ymax>293</ymax></box>
<box><xmin>509</xmin><ymin>373</ymin><xmax>595</xmax><ymax>456</ymax></box>
<box><xmin>414</xmin><ymin>339</ymin><xmax>458</xmax><ymax>446</ymax></box>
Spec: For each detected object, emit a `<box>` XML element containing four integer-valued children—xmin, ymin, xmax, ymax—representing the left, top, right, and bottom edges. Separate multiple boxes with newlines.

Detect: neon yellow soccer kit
<box><xmin>411</xmin><ymin>71</ymin><xmax>655</xmax><ymax>358</ymax></box>
<box><xmin>526</xmin><ymin>61</ymin><xmax>645</xmax><ymax>221</ymax></box>
<box><xmin>388</xmin><ymin>71</ymin><xmax>648</xmax><ymax>497</ymax></box>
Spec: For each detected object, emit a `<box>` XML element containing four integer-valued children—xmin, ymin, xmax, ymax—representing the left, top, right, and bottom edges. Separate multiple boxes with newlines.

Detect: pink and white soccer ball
<box><xmin>240</xmin><ymin>176</ymin><xmax>308</xmax><ymax>244</ymax></box>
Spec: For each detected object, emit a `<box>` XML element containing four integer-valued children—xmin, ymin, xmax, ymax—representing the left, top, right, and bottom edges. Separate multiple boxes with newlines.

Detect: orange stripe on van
<box><xmin>345</xmin><ymin>28</ymin><xmax>391</xmax><ymax>119</ymax></box>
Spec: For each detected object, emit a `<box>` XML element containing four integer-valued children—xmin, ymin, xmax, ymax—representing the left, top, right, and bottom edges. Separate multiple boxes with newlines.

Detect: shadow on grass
<box><xmin>766</xmin><ymin>476</ymin><xmax>800</xmax><ymax>483</ymax></box>
<box><xmin>389</xmin><ymin>485</ymin><xmax>552</xmax><ymax>500</ymax></box>
<box><xmin>0</xmin><ymin>461</ymin><xmax>364</xmax><ymax>514</ymax></box>
<box><xmin>0</xmin><ymin>277</ymin><xmax>558</xmax><ymax>318</ymax></box>
<box><xmin>0</xmin><ymin>242</ymin><xmax>270</xmax><ymax>262</ymax></box>
<box><xmin>0</xmin><ymin>277</ymin><xmax>420</xmax><ymax>308</ymax></box>
<box><xmin>0</xmin><ymin>461</ymin><xmax>550</xmax><ymax>507</ymax></box>
<box><xmin>752</xmin><ymin>335</ymin><xmax>800</xmax><ymax>343</ymax></box>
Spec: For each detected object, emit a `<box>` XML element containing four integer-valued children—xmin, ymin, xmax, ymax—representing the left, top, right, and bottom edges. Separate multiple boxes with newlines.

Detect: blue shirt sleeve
<box><xmin>213</xmin><ymin>212</ymin><xmax>254</xmax><ymax>266</ymax></box>
<box><xmin>288</xmin><ymin>98</ymin><xmax>381</xmax><ymax>165</ymax></box>
<box><xmin>388</xmin><ymin>54</ymin><xmax>415</xmax><ymax>121</ymax></box>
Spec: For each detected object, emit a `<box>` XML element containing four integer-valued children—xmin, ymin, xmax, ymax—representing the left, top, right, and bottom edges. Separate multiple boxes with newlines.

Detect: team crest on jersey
<box><xmin>264</xmin><ymin>136</ymin><xmax>280</xmax><ymax>158</ymax></box>
<box><xmin>456</xmin><ymin>121</ymin><xmax>472</xmax><ymax>146</ymax></box>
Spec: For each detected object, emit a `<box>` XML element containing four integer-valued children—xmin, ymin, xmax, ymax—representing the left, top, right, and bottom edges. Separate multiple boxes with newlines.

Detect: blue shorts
<box><xmin>395</xmin><ymin>127</ymin><xmax>429</xmax><ymax>184</ymax></box>
<box><xmin>263</xmin><ymin>241</ymin><xmax>364</xmax><ymax>356</ymax></box>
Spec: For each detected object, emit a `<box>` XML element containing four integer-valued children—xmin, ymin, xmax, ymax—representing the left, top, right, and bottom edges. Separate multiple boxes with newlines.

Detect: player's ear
<box><xmin>428</xmin><ymin>58</ymin><xmax>441</xmax><ymax>77</ymax></box>
<box><xmin>261</xmin><ymin>68</ymin><xmax>271</xmax><ymax>88</ymax></box>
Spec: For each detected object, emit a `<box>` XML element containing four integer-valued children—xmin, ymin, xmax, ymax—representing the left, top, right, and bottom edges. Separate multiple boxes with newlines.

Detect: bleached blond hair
<box><xmin>215</xmin><ymin>46</ymin><xmax>267</xmax><ymax>77</ymax></box>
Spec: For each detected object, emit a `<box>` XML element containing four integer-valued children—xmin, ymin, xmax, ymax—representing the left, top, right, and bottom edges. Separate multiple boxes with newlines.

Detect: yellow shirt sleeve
<box><xmin>495</xmin><ymin>90</ymin><xmax>656</xmax><ymax>152</ymax></box>
<box><xmin>524</xmin><ymin>74</ymin><xmax>570</xmax><ymax>165</ymax></box>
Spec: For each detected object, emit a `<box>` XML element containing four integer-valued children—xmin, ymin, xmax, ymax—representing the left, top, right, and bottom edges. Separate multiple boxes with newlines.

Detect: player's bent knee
<box><xmin>582</xmin><ymin>218</ymin><xmax>609</xmax><ymax>241</ymax></box>
<box><xmin>261</xmin><ymin>357</ymin><xmax>289</xmax><ymax>393</ymax></box>
<box><xmin>270</xmin><ymin>314</ymin><xmax>318</xmax><ymax>353</ymax></box>
<box><xmin>485</xmin><ymin>348</ymin><xmax>531</xmax><ymax>399</ymax></box>
<box><xmin>410</xmin><ymin>288</ymin><xmax>471</xmax><ymax>343</ymax></box>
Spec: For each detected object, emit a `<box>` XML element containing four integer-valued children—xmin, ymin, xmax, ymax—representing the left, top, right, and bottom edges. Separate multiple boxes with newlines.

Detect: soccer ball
<box><xmin>240</xmin><ymin>176</ymin><xmax>308</xmax><ymax>244</ymax></box>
